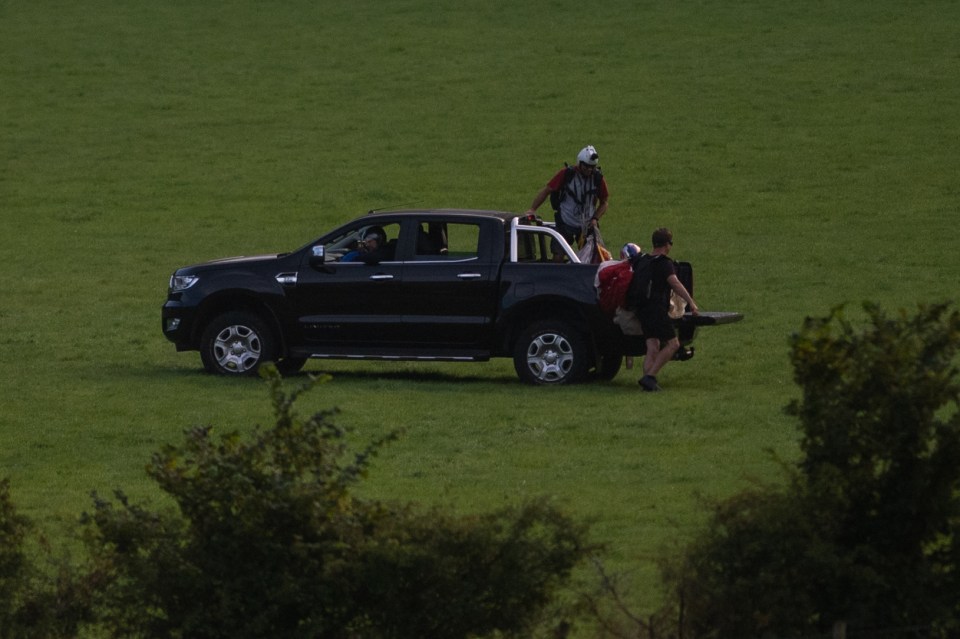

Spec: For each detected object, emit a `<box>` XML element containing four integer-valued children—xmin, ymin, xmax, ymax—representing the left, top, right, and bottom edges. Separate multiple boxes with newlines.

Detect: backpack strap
<box><xmin>550</xmin><ymin>165</ymin><xmax>576</xmax><ymax>212</ymax></box>
<box><xmin>563</xmin><ymin>167</ymin><xmax>602</xmax><ymax>206</ymax></box>
<box><xmin>551</xmin><ymin>165</ymin><xmax>604</xmax><ymax>212</ymax></box>
<box><xmin>629</xmin><ymin>252</ymin><xmax>657</xmax><ymax>269</ymax></box>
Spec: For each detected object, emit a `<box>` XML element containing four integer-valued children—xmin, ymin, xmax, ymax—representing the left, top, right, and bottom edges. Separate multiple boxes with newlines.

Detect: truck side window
<box><xmin>415</xmin><ymin>222</ymin><xmax>479</xmax><ymax>260</ymax></box>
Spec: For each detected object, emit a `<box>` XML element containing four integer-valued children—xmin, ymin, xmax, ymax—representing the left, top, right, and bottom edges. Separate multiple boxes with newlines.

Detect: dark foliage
<box><xmin>0</xmin><ymin>479</ymin><xmax>97</xmax><ymax>639</ymax></box>
<box><xmin>79</xmin><ymin>367</ymin><xmax>589</xmax><ymax>638</ymax></box>
<box><xmin>661</xmin><ymin>303</ymin><xmax>960</xmax><ymax>637</ymax></box>
<box><xmin>0</xmin><ymin>478</ymin><xmax>29</xmax><ymax>635</ymax></box>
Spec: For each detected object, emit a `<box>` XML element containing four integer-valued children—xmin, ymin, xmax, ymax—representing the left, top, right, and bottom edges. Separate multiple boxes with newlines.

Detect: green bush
<box><xmin>0</xmin><ymin>479</ymin><xmax>94</xmax><ymax>639</ymax></box>
<box><xmin>660</xmin><ymin>303</ymin><xmax>960</xmax><ymax>637</ymax></box>
<box><xmin>0</xmin><ymin>478</ymin><xmax>29</xmax><ymax>634</ymax></box>
<box><xmin>80</xmin><ymin>368</ymin><xmax>590</xmax><ymax>638</ymax></box>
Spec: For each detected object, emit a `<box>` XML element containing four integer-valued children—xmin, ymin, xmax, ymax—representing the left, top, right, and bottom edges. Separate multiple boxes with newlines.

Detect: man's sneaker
<box><xmin>639</xmin><ymin>375</ymin><xmax>662</xmax><ymax>392</ymax></box>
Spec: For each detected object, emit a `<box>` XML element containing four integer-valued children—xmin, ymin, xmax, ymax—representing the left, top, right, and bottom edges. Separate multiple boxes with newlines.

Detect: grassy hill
<box><xmin>2</xmin><ymin>0</ymin><xmax>958</xmax><ymax>619</ymax></box>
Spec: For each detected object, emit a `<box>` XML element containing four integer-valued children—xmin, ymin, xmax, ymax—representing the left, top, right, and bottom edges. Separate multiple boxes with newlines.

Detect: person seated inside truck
<box><xmin>341</xmin><ymin>226</ymin><xmax>391</xmax><ymax>264</ymax></box>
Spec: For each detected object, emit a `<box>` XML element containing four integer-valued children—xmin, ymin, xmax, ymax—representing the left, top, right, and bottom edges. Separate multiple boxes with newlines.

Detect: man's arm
<box><xmin>590</xmin><ymin>177</ymin><xmax>610</xmax><ymax>226</ymax></box>
<box><xmin>666</xmin><ymin>274</ymin><xmax>699</xmax><ymax>315</ymax></box>
<box><xmin>590</xmin><ymin>197</ymin><xmax>609</xmax><ymax>227</ymax></box>
<box><xmin>526</xmin><ymin>185</ymin><xmax>552</xmax><ymax>214</ymax></box>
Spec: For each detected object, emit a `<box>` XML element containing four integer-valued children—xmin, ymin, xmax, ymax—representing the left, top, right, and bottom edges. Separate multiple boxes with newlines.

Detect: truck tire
<box><xmin>275</xmin><ymin>357</ymin><xmax>307</xmax><ymax>375</ymax></box>
<box><xmin>513</xmin><ymin>319</ymin><xmax>589</xmax><ymax>385</ymax></box>
<box><xmin>200</xmin><ymin>311</ymin><xmax>275</xmax><ymax>376</ymax></box>
<box><xmin>593</xmin><ymin>350</ymin><xmax>623</xmax><ymax>381</ymax></box>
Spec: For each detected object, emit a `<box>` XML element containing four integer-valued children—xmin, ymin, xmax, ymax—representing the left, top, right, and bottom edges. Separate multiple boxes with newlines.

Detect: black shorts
<box><xmin>638</xmin><ymin>307</ymin><xmax>676</xmax><ymax>342</ymax></box>
<box><xmin>551</xmin><ymin>214</ymin><xmax>582</xmax><ymax>255</ymax></box>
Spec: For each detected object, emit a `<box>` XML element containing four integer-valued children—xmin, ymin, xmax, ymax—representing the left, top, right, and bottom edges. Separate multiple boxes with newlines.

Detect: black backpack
<box><xmin>549</xmin><ymin>164</ymin><xmax>604</xmax><ymax>213</ymax></box>
<box><xmin>625</xmin><ymin>253</ymin><xmax>660</xmax><ymax>311</ymax></box>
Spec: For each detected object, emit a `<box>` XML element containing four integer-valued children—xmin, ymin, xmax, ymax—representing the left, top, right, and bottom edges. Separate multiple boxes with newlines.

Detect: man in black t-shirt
<box><xmin>637</xmin><ymin>228</ymin><xmax>699</xmax><ymax>391</ymax></box>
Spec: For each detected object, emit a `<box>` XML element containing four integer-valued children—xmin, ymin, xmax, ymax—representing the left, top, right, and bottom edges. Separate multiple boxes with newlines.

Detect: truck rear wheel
<box><xmin>593</xmin><ymin>350</ymin><xmax>623</xmax><ymax>381</ymax></box>
<box><xmin>513</xmin><ymin>320</ymin><xmax>589</xmax><ymax>385</ymax></box>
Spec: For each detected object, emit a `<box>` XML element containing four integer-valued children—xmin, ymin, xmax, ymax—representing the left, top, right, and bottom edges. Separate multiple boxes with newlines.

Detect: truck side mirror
<box><xmin>309</xmin><ymin>245</ymin><xmax>325</xmax><ymax>267</ymax></box>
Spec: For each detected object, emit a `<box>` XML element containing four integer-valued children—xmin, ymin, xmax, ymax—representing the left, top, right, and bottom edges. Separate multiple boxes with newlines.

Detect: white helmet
<box><xmin>577</xmin><ymin>145</ymin><xmax>599</xmax><ymax>166</ymax></box>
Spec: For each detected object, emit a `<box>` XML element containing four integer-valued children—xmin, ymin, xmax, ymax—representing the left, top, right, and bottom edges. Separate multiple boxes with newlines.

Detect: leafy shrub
<box><xmin>0</xmin><ymin>478</ymin><xmax>30</xmax><ymax>634</ymax></box>
<box><xmin>80</xmin><ymin>368</ymin><xmax>589</xmax><ymax>638</ymax></box>
<box><xmin>660</xmin><ymin>303</ymin><xmax>960</xmax><ymax>637</ymax></box>
<box><xmin>0</xmin><ymin>479</ymin><xmax>95</xmax><ymax>639</ymax></box>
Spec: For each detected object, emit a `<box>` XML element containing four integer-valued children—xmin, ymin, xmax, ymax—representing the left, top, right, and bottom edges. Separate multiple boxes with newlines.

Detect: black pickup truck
<box><xmin>162</xmin><ymin>209</ymin><xmax>741</xmax><ymax>384</ymax></box>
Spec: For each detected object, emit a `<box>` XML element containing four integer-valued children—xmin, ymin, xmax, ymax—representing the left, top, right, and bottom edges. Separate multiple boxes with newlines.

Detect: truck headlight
<box><xmin>170</xmin><ymin>274</ymin><xmax>199</xmax><ymax>292</ymax></box>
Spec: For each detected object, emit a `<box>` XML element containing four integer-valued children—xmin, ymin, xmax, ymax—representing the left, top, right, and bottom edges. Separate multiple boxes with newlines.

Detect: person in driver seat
<box><xmin>341</xmin><ymin>226</ymin><xmax>390</xmax><ymax>264</ymax></box>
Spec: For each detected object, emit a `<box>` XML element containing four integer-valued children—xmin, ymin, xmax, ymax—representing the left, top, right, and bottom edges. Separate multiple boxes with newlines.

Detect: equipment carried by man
<box><xmin>577</xmin><ymin>227</ymin><xmax>613</xmax><ymax>264</ymax></box>
<box><xmin>596</xmin><ymin>259</ymin><xmax>634</xmax><ymax>315</ymax></box>
<box><xmin>625</xmin><ymin>253</ymin><xmax>661</xmax><ymax>311</ymax></box>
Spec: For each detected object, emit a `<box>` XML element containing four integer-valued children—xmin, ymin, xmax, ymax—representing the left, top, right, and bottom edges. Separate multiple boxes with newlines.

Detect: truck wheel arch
<box><xmin>193</xmin><ymin>295</ymin><xmax>284</xmax><ymax>349</ymax></box>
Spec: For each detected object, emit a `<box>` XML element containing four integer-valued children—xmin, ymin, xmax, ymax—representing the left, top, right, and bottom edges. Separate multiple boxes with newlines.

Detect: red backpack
<box><xmin>596</xmin><ymin>260</ymin><xmax>634</xmax><ymax>315</ymax></box>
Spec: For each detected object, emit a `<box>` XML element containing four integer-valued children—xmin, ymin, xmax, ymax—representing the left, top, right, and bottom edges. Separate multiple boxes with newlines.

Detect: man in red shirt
<box><xmin>526</xmin><ymin>145</ymin><xmax>610</xmax><ymax>261</ymax></box>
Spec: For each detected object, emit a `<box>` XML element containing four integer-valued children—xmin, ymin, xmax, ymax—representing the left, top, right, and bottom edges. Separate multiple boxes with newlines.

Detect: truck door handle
<box><xmin>457</xmin><ymin>273</ymin><xmax>482</xmax><ymax>280</ymax></box>
<box><xmin>370</xmin><ymin>274</ymin><xmax>395</xmax><ymax>281</ymax></box>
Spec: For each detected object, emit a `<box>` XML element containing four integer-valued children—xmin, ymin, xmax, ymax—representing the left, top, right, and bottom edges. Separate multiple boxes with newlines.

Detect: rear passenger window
<box><xmin>414</xmin><ymin>222</ymin><xmax>480</xmax><ymax>260</ymax></box>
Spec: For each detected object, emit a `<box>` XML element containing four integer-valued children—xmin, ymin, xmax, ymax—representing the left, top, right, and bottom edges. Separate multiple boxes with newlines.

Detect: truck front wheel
<box><xmin>513</xmin><ymin>320</ymin><xmax>589</xmax><ymax>385</ymax></box>
<box><xmin>200</xmin><ymin>311</ymin><xmax>275</xmax><ymax>376</ymax></box>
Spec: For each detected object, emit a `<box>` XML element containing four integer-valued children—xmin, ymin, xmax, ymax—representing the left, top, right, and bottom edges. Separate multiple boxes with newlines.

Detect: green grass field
<box><xmin>2</xmin><ymin>0</ymin><xmax>959</xmax><ymax>620</ymax></box>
